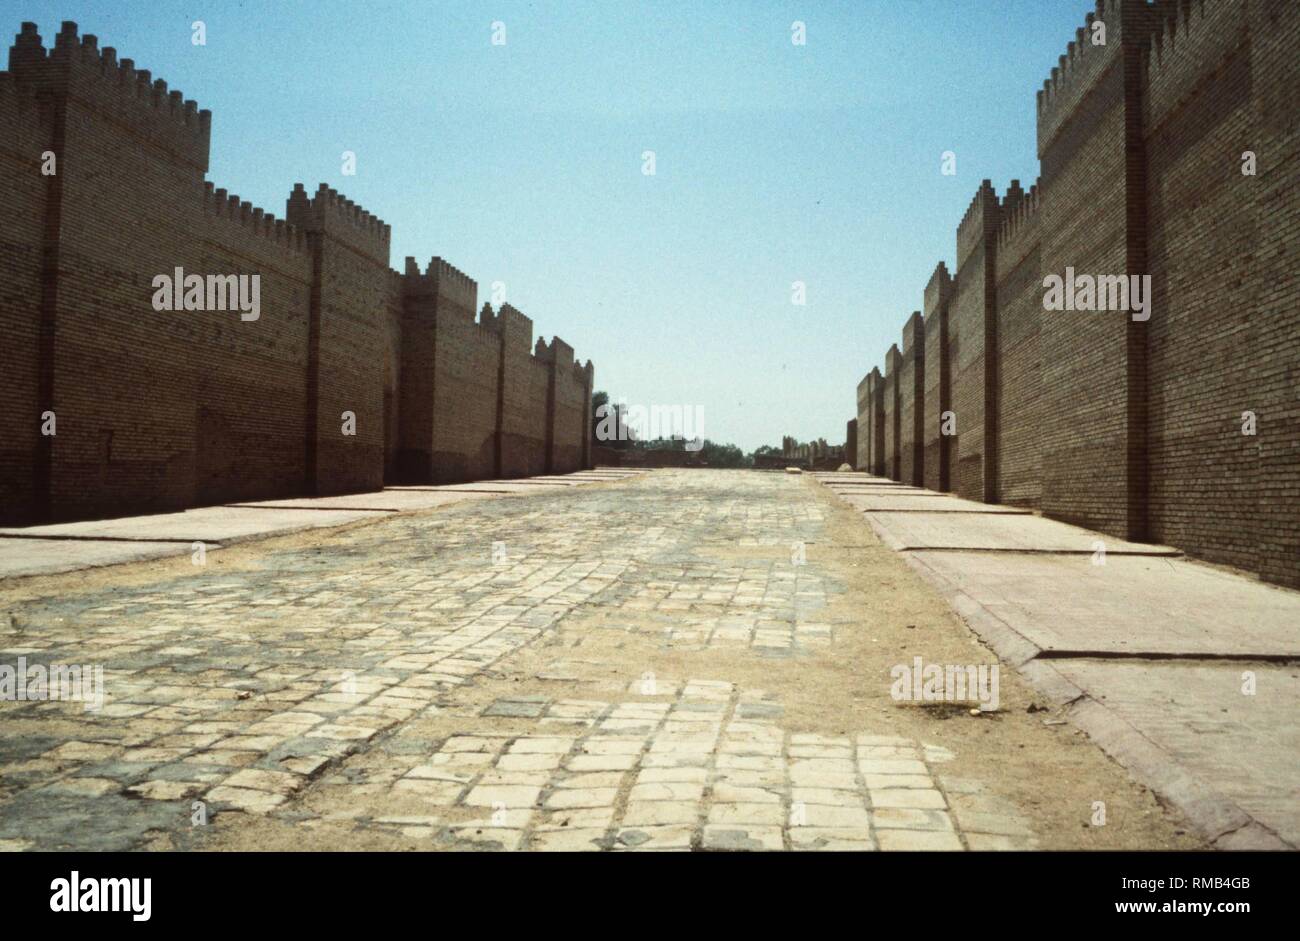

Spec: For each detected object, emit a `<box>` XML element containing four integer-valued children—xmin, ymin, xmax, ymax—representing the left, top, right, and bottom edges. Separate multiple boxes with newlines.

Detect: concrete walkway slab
<box><xmin>0</xmin><ymin>537</ymin><xmax>206</xmax><ymax>579</ymax></box>
<box><xmin>399</xmin><ymin>481</ymin><xmax>568</xmax><ymax>493</ymax></box>
<box><xmin>827</xmin><ymin>487</ymin><xmax>937</xmax><ymax>499</ymax></box>
<box><xmin>910</xmin><ymin>552</ymin><xmax>1300</xmax><ymax>658</ymax></box>
<box><xmin>227</xmin><ymin>490</ymin><xmax>493</xmax><ymax>512</ymax></box>
<box><xmin>0</xmin><ymin>505</ymin><xmax>386</xmax><ymax>546</ymax></box>
<box><xmin>1050</xmin><ymin>660</ymin><xmax>1298</xmax><ymax>848</ymax></box>
<box><xmin>840</xmin><ymin>494</ymin><xmax>1030</xmax><ymax>514</ymax></box>
<box><xmin>824</xmin><ymin>482</ymin><xmax>932</xmax><ymax>490</ymax></box>
<box><xmin>818</xmin><ymin>478</ymin><xmax>906</xmax><ymax>486</ymax></box>
<box><xmin>866</xmin><ymin>511</ymin><xmax>1180</xmax><ymax>554</ymax></box>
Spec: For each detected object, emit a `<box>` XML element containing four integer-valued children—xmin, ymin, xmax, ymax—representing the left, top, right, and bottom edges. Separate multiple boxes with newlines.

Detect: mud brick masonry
<box><xmin>0</xmin><ymin>21</ymin><xmax>593</xmax><ymax>526</ymax></box>
<box><xmin>853</xmin><ymin>0</ymin><xmax>1300</xmax><ymax>590</ymax></box>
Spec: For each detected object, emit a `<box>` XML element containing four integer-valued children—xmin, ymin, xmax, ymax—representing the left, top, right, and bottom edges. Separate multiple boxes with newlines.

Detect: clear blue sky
<box><xmin>16</xmin><ymin>0</ymin><xmax>1088</xmax><ymax>452</ymax></box>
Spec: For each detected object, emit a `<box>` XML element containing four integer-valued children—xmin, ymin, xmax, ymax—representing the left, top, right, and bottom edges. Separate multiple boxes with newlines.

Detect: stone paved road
<box><xmin>0</xmin><ymin>471</ymin><xmax>1199</xmax><ymax>851</ymax></box>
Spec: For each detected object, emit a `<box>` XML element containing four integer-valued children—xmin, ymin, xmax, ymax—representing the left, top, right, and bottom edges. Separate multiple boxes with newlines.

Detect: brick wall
<box><xmin>0</xmin><ymin>68</ymin><xmax>50</xmax><ymax>522</ymax></box>
<box><xmin>994</xmin><ymin>181</ymin><xmax>1044</xmax><ymax>508</ymax></box>
<box><xmin>1249</xmin><ymin>0</ymin><xmax>1300</xmax><ymax>588</ymax></box>
<box><xmin>548</xmin><ymin>339</ymin><xmax>586</xmax><ymax>474</ymax></box>
<box><xmin>1144</xmin><ymin>0</ymin><xmax>1258</xmax><ymax>570</ymax></box>
<box><xmin>899</xmin><ymin>311</ymin><xmax>925</xmax><ymax>486</ymax></box>
<box><xmin>286</xmin><ymin>183</ymin><xmax>390</xmax><ymax>495</ymax></box>
<box><xmin>846</xmin><ymin>418</ymin><xmax>857</xmax><ymax>470</ymax></box>
<box><xmin>574</xmin><ymin>360</ymin><xmax>595</xmax><ymax>474</ymax></box>
<box><xmin>518</xmin><ymin>355</ymin><xmax>554</xmax><ymax>477</ymax></box>
<box><xmin>922</xmin><ymin>263</ymin><xmax>953</xmax><ymax>492</ymax></box>
<box><xmin>883</xmin><ymin>345</ymin><xmax>902</xmax><ymax>481</ymax></box>
<box><xmin>430</xmin><ymin>285</ymin><xmax>501</xmax><ymax>484</ymax></box>
<box><xmin>866</xmin><ymin>367</ymin><xmax>884</xmax><ymax>475</ymax></box>
<box><xmin>497</xmin><ymin>304</ymin><xmax>547</xmax><ymax>478</ymax></box>
<box><xmin>1036</xmin><ymin>5</ymin><xmax>1145</xmax><ymax>537</ymax></box>
<box><xmin>382</xmin><ymin>272</ymin><xmax>404</xmax><ymax>482</ymax></box>
<box><xmin>12</xmin><ymin>24</ymin><xmax>211</xmax><ymax>520</ymax></box>
<box><xmin>951</xmin><ymin>181</ymin><xmax>1000</xmax><ymax>502</ymax></box>
<box><xmin>854</xmin><ymin>373</ymin><xmax>871</xmax><ymax>471</ymax></box>
<box><xmin>195</xmin><ymin>189</ymin><xmax>313</xmax><ymax>506</ymax></box>
<box><xmin>850</xmin><ymin>0</ymin><xmax>1300</xmax><ymax>589</ymax></box>
<box><xmin>394</xmin><ymin>258</ymin><xmax>448</xmax><ymax>484</ymax></box>
<box><xmin>0</xmin><ymin>21</ymin><xmax>593</xmax><ymax>524</ymax></box>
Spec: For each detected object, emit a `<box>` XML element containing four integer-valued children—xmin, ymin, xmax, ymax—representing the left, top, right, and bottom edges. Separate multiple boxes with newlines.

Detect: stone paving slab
<box><xmin>558</xmin><ymin>471</ymin><xmax>637</xmax><ymax>478</ymax></box>
<box><xmin>471</xmin><ymin>481</ymin><xmax>576</xmax><ymax>487</ymax></box>
<box><xmin>865</xmin><ymin>511</ymin><xmax>1180</xmax><ymax>554</ymax></box>
<box><xmin>389</xmin><ymin>482</ymin><xmax>564</xmax><ymax>494</ymax></box>
<box><xmin>1049</xmin><ymin>660</ymin><xmax>1298</xmax><ymax>848</ymax></box>
<box><xmin>825</xmin><ymin>485</ymin><xmax>937</xmax><ymax>495</ymax></box>
<box><xmin>817</xmin><ymin>477</ymin><xmax>909</xmax><ymax>486</ymax></box>
<box><xmin>486</xmin><ymin>478</ymin><xmax>582</xmax><ymax>485</ymax></box>
<box><xmin>227</xmin><ymin>490</ymin><xmax>495</xmax><ymax>512</ymax></box>
<box><xmin>812</xmin><ymin>479</ymin><xmax>881</xmax><ymax>486</ymax></box>
<box><xmin>821</xmin><ymin>480</ymin><xmax>929</xmax><ymax>489</ymax></box>
<box><xmin>909</xmin><ymin>552</ymin><xmax>1300</xmax><ymax>658</ymax></box>
<box><xmin>839</xmin><ymin>494</ymin><xmax>1030</xmax><ymax>514</ymax></box>
<box><xmin>812</xmin><ymin>477</ymin><xmax>902</xmax><ymax>487</ymax></box>
<box><xmin>0</xmin><ymin>537</ymin><xmax>209</xmax><ymax>579</ymax></box>
<box><xmin>0</xmin><ymin>505</ymin><xmax>385</xmax><ymax>549</ymax></box>
<box><xmin>828</xmin><ymin>490</ymin><xmax>937</xmax><ymax>502</ymax></box>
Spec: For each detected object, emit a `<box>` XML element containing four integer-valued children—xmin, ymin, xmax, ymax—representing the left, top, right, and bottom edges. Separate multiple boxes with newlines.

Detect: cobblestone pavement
<box><xmin>0</xmin><ymin>471</ymin><xmax>1199</xmax><ymax>851</ymax></box>
<box><xmin>353</xmin><ymin>684</ymin><xmax>992</xmax><ymax>852</ymax></box>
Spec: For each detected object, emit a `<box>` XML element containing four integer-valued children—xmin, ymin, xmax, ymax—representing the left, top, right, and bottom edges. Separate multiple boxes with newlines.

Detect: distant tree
<box><xmin>591</xmin><ymin>394</ymin><xmax>753</xmax><ymax>467</ymax></box>
<box><xmin>591</xmin><ymin>390</ymin><xmax>635</xmax><ymax>450</ymax></box>
<box><xmin>696</xmin><ymin>440</ymin><xmax>751</xmax><ymax>468</ymax></box>
<box><xmin>591</xmin><ymin>390</ymin><xmax>610</xmax><ymax>447</ymax></box>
